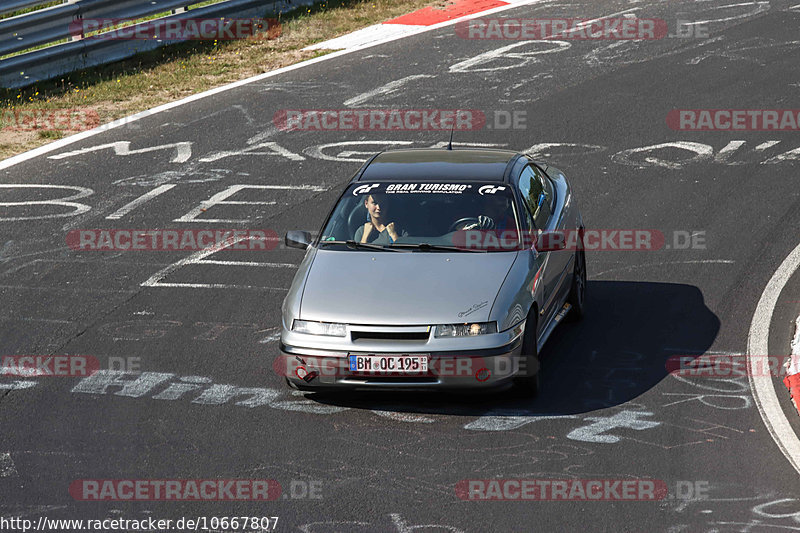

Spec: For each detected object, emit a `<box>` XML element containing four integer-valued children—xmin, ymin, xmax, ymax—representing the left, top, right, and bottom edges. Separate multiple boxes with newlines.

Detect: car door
<box><xmin>516</xmin><ymin>164</ymin><xmax>570</xmax><ymax>327</ymax></box>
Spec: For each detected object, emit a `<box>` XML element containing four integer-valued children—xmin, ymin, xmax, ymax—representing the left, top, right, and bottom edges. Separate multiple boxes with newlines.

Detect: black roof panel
<box><xmin>359</xmin><ymin>149</ymin><xmax>520</xmax><ymax>182</ymax></box>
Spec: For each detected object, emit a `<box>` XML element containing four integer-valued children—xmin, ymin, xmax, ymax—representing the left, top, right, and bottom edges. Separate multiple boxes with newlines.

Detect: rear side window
<box><xmin>516</xmin><ymin>165</ymin><xmax>552</xmax><ymax>229</ymax></box>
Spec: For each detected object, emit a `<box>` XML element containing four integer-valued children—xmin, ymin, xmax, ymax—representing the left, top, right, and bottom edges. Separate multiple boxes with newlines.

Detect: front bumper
<box><xmin>277</xmin><ymin>334</ymin><xmax>530</xmax><ymax>391</ymax></box>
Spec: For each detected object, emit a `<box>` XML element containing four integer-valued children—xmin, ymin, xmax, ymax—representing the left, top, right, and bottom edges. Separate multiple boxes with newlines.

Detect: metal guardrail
<box><xmin>0</xmin><ymin>0</ymin><xmax>56</xmax><ymax>18</ymax></box>
<box><xmin>0</xmin><ymin>0</ymin><xmax>304</xmax><ymax>89</ymax></box>
<box><xmin>1</xmin><ymin>0</ymin><xmax>206</xmax><ymax>57</ymax></box>
<box><xmin>1</xmin><ymin>2</ymin><xmax>80</xmax><ymax>57</ymax></box>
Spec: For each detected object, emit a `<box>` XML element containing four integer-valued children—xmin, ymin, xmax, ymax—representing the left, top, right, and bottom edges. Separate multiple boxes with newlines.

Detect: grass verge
<box><xmin>0</xmin><ymin>0</ymin><xmax>441</xmax><ymax>161</ymax></box>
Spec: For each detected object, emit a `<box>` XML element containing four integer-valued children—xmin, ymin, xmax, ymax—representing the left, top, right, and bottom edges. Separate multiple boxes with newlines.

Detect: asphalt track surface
<box><xmin>2</xmin><ymin>0</ymin><xmax>800</xmax><ymax>531</ymax></box>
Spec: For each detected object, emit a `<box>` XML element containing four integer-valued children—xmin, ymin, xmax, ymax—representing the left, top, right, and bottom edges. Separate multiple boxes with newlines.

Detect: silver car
<box><xmin>279</xmin><ymin>148</ymin><xmax>586</xmax><ymax>395</ymax></box>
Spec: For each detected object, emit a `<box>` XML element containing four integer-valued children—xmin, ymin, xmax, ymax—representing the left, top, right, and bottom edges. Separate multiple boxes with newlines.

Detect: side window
<box><xmin>516</xmin><ymin>165</ymin><xmax>552</xmax><ymax>229</ymax></box>
<box><xmin>516</xmin><ymin>194</ymin><xmax>534</xmax><ymax>231</ymax></box>
<box><xmin>538</xmin><ymin>166</ymin><xmax>555</xmax><ymax>211</ymax></box>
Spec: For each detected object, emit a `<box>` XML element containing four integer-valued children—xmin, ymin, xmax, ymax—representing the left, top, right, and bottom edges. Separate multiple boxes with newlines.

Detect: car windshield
<box><xmin>318</xmin><ymin>181</ymin><xmax>523</xmax><ymax>252</ymax></box>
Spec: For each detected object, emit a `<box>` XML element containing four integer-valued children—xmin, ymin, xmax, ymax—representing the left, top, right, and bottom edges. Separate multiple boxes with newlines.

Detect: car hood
<box><xmin>299</xmin><ymin>250</ymin><xmax>518</xmax><ymax>325</ymax></box>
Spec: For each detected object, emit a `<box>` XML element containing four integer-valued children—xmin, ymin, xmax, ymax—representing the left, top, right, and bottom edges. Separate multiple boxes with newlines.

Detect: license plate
<box><xmin>349</xmin><ymin>355</ymin><xmax>428</xmax><ymax>374</ymax></box>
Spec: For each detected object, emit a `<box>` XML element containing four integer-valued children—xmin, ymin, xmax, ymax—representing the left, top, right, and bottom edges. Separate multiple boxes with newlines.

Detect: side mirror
<box><xmin>285</xmin><ymin>230</ymin><xmax>312</xmax><ymax>250</ymax></box>
<box><xmin>535</xmin><ymin>230</ymin><xmax>567</xmax><ymax>252</ymax></box>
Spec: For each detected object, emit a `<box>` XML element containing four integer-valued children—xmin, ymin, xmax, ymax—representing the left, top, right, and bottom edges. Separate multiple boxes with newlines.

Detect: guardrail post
<box><xmin>67</xmin><ymin>0</ymin><xmax>82</xmax><ymax>41</ymax></box>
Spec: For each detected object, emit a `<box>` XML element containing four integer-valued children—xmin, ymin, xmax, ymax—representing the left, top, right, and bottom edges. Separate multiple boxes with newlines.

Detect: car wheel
<box><xmin>512</xmin><ymin>313</ymin><xmax>540</xmax><ymax>397</ymax></box>
<box><xmin>567</xmin><ymin>249</ymin><xmax>586</xmax><ymax>321</ymax></box>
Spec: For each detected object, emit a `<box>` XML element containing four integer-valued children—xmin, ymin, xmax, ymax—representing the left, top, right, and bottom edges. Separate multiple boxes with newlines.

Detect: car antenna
<box><xmin>447</xmin><ymin>120</ymin><xmax>455</xmax><ymax>150</ymax></box>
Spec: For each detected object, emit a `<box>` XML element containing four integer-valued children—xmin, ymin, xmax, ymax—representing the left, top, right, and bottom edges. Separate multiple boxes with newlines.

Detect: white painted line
<box><xmin>0</xmin><ymin>184</ymin><xmax>93</xmax><ymax>222</ymax></box>
<box><xmin>0</xmin><ymin>0</ymin><xmax>548</xmax><ymax>172</ymax></box>
<box><xmin>788</xmin><ymin>315</ymin><xmax>800</xmax><ymax>375</ymax></box>
<box><xmin>748</xmin><ymin>242</ymin><xmax>800</xmax><ymax>475</ymax></box>
<box><xmin>714</xmin><ymin>140</ymin><xmax>746</xmax><ymax>163</ymax></box>
<box><xmin>562</xmin><ymin>7</ymin><xmax>640</xmax><ymax>36</ymax></box>
<box><xmin>305</xmin><ymin>23</ymin><xmax>426</xmax><ymax>51</ymax></box>
<box><xmin>141</xmin><ymin>238</ymin><xmax>240</xmax><ymax>287</ymax></box>
<box><xmin>373</xmin><ymin>410</ymin><xmax>435</xmax><ymax>423</ymax></box>
<box><xmin>0</xmin><ymin>316</ymin><xmax>75</xmax><ymax>324</ymax></box>
<box><xmin>663</xmin><ymin>348</ymin><xmax>745</xmax><ymax>356</ymax></box>
<box><xmin>449</xmin><ymin>39</ymin><xmax>571</xmax><ymax>73</ymax></box>
<box><xmin>590</xmin><ymin>259</ymin><xmax>735</xmax><ymax>278</ymax></box>
<box><xmin>7</xmin><ymin>258</ymin><xmax>172</xmax><ymax>266</ymax></box>
<box><xmin>48</xmin><ymin>141</ymin><xmax>193</xmax><ymax>164</ymax></box>
<box><xmin>754</xmin><ymin>140</ymin><xmax>782</xmax><ymax>151</ymax></box>
<box><xmin>258</xmin><ymin>330</ymin><xmax>281</xmax><ymax>344</ymax></box>
<box><xmin>174</xmin><ymin>184</ymin><xmax>327</xmax><ymax>223</ymax></box>
<box><xmin>106</xmin><ymin>184</ymin><xmax>176</xmax><ymax>220</ymax></box>
<box><xmin>343</xmin><ymin>74</ymin><xmax>435</xmax><ymax>106</ymax></box>
<box><xmin>683</xmin><ymin>1</ymin><xmax>770</xmax><ymax>26</ymax></box>
<box><xmin>0</xmin><ymin>284</ymin><xmax>136</xmax><ymax>293</ymax></box>
<box><xmin>196</xmin><ymin>201</ymin><xmax>278</xmax><ymax>205</ymax></box>
<box><xmin>141</xmin><ymin>234</ymin><xmax>293</xmax><ymax>290</ymax></box>
<box><xmin>143</xmin><ymin>282</ymin><xmax>287</xmax><ymax>290</ymax></box>
<box><xmin>0</xmin><ymin>453</ymin><xmax>18</xmax><ymax>478</ymax></box>
<box><xmin>465</xmin><ymin>413</ymin><xmax>577</xmax><ymax>431</ymax></box>
<box><xmin>0</xmin><ymin>381</ymin><xmax>36</xmax><ymax>390</ymax></box>
<box><xmin>198</xmin><ymin>141</ymin><xmax>304</xmax><ymax>163</ymax></box>
<box><xmin>198</xmin><ymin>260</ymin><xmax>297</xmax><ymax>267</ymax></box>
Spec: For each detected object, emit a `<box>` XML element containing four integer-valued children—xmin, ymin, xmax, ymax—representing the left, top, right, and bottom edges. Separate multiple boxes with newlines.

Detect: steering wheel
<box><xmin>347</xmin><ymin>203</ymin><xmax>368</xmax><ymax>238</ymax></box>
<box><xmin>449</xmin><ymin>217</ymin><xmax>481</xmax><ymax>232</ymax></box>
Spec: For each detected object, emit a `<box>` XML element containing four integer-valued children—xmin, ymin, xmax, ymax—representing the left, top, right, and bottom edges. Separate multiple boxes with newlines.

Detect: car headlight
<box><xmin>435</xmin><ymin>322</ymin><xmax>497</xmax><ymax>337</ymax></box>
<box><xmin>292</xmin><ymin>320</ymin><xmax>347</xmax><ymax>337</ymax></box>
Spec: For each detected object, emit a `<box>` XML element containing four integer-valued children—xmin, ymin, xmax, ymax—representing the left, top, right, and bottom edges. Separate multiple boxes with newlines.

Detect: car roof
<box><xmin>357</xmin><ymin>149</ymin><xmax>523</xmax><ymax>183</ymax></box>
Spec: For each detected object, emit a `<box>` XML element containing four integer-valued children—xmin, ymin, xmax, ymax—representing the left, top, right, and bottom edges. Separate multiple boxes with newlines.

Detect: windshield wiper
<box><xmin>388</xmin><ymin>243</ymin><xmax>488</xmax><ymax>253</ymax></box>
<box><xmin>319</xmin><ymin>240</ymin><xmax>403</xmax><ymax>252</ymax></box>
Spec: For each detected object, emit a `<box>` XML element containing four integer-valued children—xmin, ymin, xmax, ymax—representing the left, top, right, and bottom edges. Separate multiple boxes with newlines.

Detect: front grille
<box><xmin>350</xmin><ymin>331</ymin><xmax>430</xmax><ymax>342</ymax></box>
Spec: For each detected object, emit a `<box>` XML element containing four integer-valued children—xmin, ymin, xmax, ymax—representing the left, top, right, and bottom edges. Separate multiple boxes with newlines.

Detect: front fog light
<box><xmin>435</xmin><ymin>322</ymin><xmax>497</xmax><ymax>337</ymax></box>
<box><xmin>292</xmin><ymin>320</ymin><xmax>346</xmax><ymax>337</ymax></box>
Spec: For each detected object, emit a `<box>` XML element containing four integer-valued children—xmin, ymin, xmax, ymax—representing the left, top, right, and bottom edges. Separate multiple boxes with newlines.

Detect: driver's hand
<box><xmin>361</xmin><ymin>222</ymin><xmax>374</xmax><ymax>242</ymax></box>
<box><xmin>386</xmin><ymin>222</ymin><xmax>399</xmax><ymax>241</ymax></box>
<box><xmin>463</xmin><ymin>215</ymin><xmax>495</xmax><ymax>231</ymax></box>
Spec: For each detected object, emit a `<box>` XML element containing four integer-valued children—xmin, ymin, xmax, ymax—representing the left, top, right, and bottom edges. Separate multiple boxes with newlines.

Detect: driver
<box><xmin>354</xmin><ymin>193</ymin><xmax>407</xmax><ymax>244</ymax></box>
<box><xmin>461</xmin><ymin>195</ymin><xmax>516</xmax><ymax>232</ymax></box>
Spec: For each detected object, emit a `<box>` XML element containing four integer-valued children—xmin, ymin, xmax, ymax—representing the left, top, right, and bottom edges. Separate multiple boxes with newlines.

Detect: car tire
<box><xmin>566</xmin><ymin>249</ymin><xmax>586</xmax><ymax>322</ymax></box>
<box><xmin>512</xmin><ymin>312</ymin><xmax>540</xmax><ymax>397</ymax></box>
